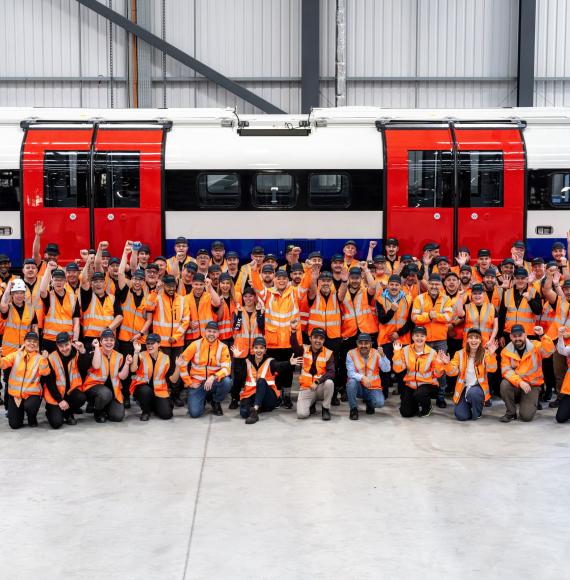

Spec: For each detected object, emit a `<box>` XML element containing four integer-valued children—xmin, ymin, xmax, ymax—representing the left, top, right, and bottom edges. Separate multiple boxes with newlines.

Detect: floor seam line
<box><xmin>182</xmin><ymin>415</ymin><xmax>212</xmax><ymax>580</ymax></box>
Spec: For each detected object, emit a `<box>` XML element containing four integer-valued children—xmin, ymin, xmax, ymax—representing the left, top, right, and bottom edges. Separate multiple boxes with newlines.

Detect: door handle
<box><xmin>107</xmin><ymin>213</ymin><xmax>115</xmax><ymax>221</ymax></box>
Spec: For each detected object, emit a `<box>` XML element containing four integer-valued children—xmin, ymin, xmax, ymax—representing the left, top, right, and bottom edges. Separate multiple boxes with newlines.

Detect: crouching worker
<box><xmin>172</xmin><ymin>321</ymin><xmax>232</xmax><ymax>418</ymax></box>
<box><xmin>44</xmin><ymin>332</ymin><xmax>90</xmax><ymax>428</ymax></box>
<box><xmin>441</xmin><ymin>328</ymin><xmax>498</xmax><ymax>421</ymax></box>
<box><xmin>392</xmin><ymin>326</ymin><xmax>445</xmax><ymax>418</ymax></box>
<box><xmin>346</xmin><ymin>333</ymin><xmax>391</xmax><ymax>420</ymax></box>
<box><xmin>232</xmin><ymin>337</ymin><xmax>299</xmax><ymax>424</ymax></box>
<box><xmin>129</xmin><ymin>333</ymin><xmax>173</xmax><ymax>421</ymax></box>
<box><xmin>83</xmin><ymin>329</ymin><xmax>132</xmax><ymax>423</ymax></box>
<box><xmin>500</xmin><ymin>324</ymin><xmax>554</xmax><ymax>423</ymax></box>
<box><xmin>2</xmin><ymin>332</ymin><xmax>50</xmax><ymax>429</ymax></box>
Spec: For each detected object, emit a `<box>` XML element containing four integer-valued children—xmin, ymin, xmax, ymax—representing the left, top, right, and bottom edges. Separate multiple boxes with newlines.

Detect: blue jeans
<box><xmin>427</xmin><ymin>340</ymin><xmax>447</xmax><ymax>400</ymax></box>
<box><xmin>187</xmin><ymin>377</ymin><xmax>232</xmax><ymax>418</ymax></box>
<box><xmin>454</xmin><ymin>385</ymin><xmax>485</xmax><ymax>421</ymax></box>
<box><xmin>346</xmin><ymin>379</ymin><xmax>385</xmax><ymax>410</ymax></box>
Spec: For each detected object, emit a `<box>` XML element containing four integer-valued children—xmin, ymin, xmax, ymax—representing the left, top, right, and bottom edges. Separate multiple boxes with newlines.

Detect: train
<box><xmin>0</xmin><ymin>105</ymin><xmax>569</xmax><ymax>266</ymax></box>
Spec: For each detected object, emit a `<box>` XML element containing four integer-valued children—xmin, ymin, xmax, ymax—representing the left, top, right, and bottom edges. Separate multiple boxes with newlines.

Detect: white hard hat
<box><xmin>11</xmin><ymin>279</ymin><xmax>26</xmax><ymax>293</ymax></box>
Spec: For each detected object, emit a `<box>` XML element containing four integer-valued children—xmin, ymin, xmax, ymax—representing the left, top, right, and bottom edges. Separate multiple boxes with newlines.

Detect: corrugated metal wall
<box><xmin>0</xmin><ymin>0</ymin><xmax>567</xmax><ymax>112</ymax></box>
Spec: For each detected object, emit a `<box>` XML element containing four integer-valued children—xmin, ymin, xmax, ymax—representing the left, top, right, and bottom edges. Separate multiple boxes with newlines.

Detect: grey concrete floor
<box><xmin>0</xmin><ymin>393</ymin><xmax>568</xmax><ymax>580</ymax></box>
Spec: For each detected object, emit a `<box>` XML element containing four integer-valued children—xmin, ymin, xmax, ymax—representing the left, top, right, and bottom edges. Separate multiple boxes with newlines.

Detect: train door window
<box><xmin>308</xmin><ymin>173</ymin><xmax>351</xmax><ymax>208</ymax></box>
<box><xmin>198</xmin><ymin>173</ymin><xmax>241</xmax><ymax>208</ymax></box>
<box><xmin>253</xmin><ymin>173</ymin><xmax>296</xmax><ymax>208</ymax></box>
<box><xmin>94</xmin><ymin>152</ymin><xmax>140</xmax><ymax>208</ymax></box>
<box><xmin>43</xmin><ymin>151</ymin><xmax>89</xmax><ymax>208</ymax></box>
<box><xmin>0</xmin><ymin>170</ymin><xmax>20</xmax><ymax>210</ymax></box>
<box><xmin>408</xmin><ymin>151</ymin><xmax>453</xmax><ymax>208</ymax></box>
<box><xmin>458</xmin><ymin>151</ymin><xmax>504</xmax><ymax>207</ymax></box>
<box><xmin>550</xmin><ymin>173</ymin><xmax>570</xmax><ymax>206</ymax></box>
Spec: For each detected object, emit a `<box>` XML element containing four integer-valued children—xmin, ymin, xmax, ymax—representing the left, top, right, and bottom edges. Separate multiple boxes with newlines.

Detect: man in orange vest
<box><xmin>211</xmin><ymin>240</ymin><xmax>227</xmax><ymax>271</ymax></box>
<box><xmin>44</xmin><ymin>332</ymin><xmax>90</xmax><ymax>428</ymax></box>
<box><xmin>346</xmin><ymin>333</ymin><xmax>391</xmax><ymax>420</ymax></box>
<box><xmin>173</xmin><ymin>321</ymin><xmax>232</xmax><ymax>418</ymax></box>
<box><xmin>499</xmin><ymin>324</ymin><xmax>554</xmax><ymax>422</ymax></box>
<box><xmin>342</xmin><ymin>240</ymin><xmax>360</xmax><ymax>270</ymax></box>
<box><xmin>194</xmin><ymin>249</ymin><xmax>211</xmax><ymax>277</ymax></box>
<box><xmin>178</xmin><ymin>262</ymin><xmax>197</xmax><ymax>296</ymax></box>
<box><xmin>384</xmin><ymin>237</ymin><xmax>401</xmax><ymax>275</ymax></box>
<box><xmin>225</xmin><ymin>251</ymin><xmax>240</xmax><ymax>283</ymax></box>
<box><xmin>83</xmin><ymin>329</ymin><xmax>132</xmax><ymax>423</ymax></box>
<box><xmin>183</xmin><ymin>273</ymin><xmax>220</xmax><ymax>344</ymax></box>
<box><xmin>167</xmin><ymin>236</ymin><xmax>193</xmax><ymax>276</ymax></box>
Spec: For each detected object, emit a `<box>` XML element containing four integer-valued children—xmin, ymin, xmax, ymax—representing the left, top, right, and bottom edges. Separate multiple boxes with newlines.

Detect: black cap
<box><xmin>373</xmin><ymin>254</ymin><xmax>387</xmax><ymax>263</ymax></box>
<box><xmin>52</xmin><ymin>269</ymin><xmax>66</xmax><ymax>279</ymax></box>
<box><xmin>459</xmin><ymin>265</ymin><xmax>472</xmax><ymax>273</ymax></box>
<box><xmin>513</xmin><ymin>240</ymin><xmax>525</xmax><ymax>249</ymax></box>
<box><xmin>139</xmin><ymin>244</ymin><xmax>150</xmax><ymax>253</ymax></box>
<box><xmin>471</xmin><ymin>283</ymin><xmax>485</xmax><ymax>293</ymax></box>
<box><xmin>24</xmin><ymin>331</ymin><xmax>39</xmax><ymax>342</ymax></box>
<box><xmin>318</xmin><ymin>271</ymin><xmax>333</xmax><ymax>280</ymax></box>
<box><xmin>146</xmin><ymin>263</ymin><xmax>159</xmax><ymax>271</ymax></box>
<box><xmin>264</xmin><ymin>254</ymin><xmax>278</xmax><ymax>262</ymax></box>
<box><xmin>101</xmin><ymin>250</ymin><xmax>111</xmax><ymax>258</ymax></box>
<box><xmin>477</xmin><ymin>249</ymin><xmax>491</xmax><ymax>258</ymax></box>
<box><xmin>45</xmin><ymin>243</ymin><xmax>59</xmax><ymax>255</ymax></box>
<box><xmin>23</xmin><ymin>258</ymin><xmax>37</xmax><ymax>266</ymax></box>
<box><xmin>423</xmin><ymin>242</ymin><xmax>439</xmax><ymax>251</ymax></box>
<box><xmin>146</xmin><ymin>333</ymin><xmax>161</xmax><ymax>344</ymax></box>
<box><xmin>444</xmin><ymin>271</ymin><xmax>459</xmax><ymax>280</ymax></box>
<box><xmin>175</xmin><ymin>236</ymin><xmax>188</xmax><ymax>245</ymax></box>
<box><xmin>275</xmin><ymin>269</ymin><xmax>289</xmax><ymax>278</ymax></box>
<box><xmin>310</xmin><ymin>327</ymin><xmax>326</xmax><ymax>338</ymax></box>
<box><xmin>226</xmin><ymin>250</ymin><xmax>239</xmax><ymax>259</ymax></box>
<box><xmin>349</xmin><ymin>267</ymin><xmax>362</xmax><ymax>276</ymax></box>
<box><xmin>502</xmin><ymin>258</ymin><xmax>515</xmax><ymax>266</ymax></box>
<box><xmin>401</xmin><ymin>254</ymin><xmax>413</xmax><ymax>262</ymax></box>
<box><xmin>251</xmin><ymin>245</ymin><xmax>264</xmax><ymax>255</ymax></box>
<box><xmin>193</xmin><ymin>273</ymin><xmax>205</xmax><ymax>283</ymax></box>
<box><xmin>290</xmin><ymin>263</ymin><xmax>304</xmax><ymax>272</ymax></box>
<box><xmin>344</xmin><ymin>240</ymin><xmax>357</xmax><ymax>248</ymax></box>
<box><xmin>208</xmin><ymin>264</ymin><xmax>222</xmax><ymax>273</ymax></box>
<box><xmin>154</xmin><ymin>256</ymin><xmax>167</xmax><ymax>263</ymax></box>
<box><xmin>66</xmin><ymin>262</ymin><xmax>79</xmax><ymax>271</ymax></box>
<box><xmin>205</xmin><ymin>321</ymin><xmax>219</xmax><ymax>331</ymax></box>
<box><xmin>514</xmin><ymin>267</ymin><xmax>529</xmax><ymax>278</ymax></box>
<box><xmin>484</xmin><ymin>268</ymin><xmax>497</xmax><ymax>278</ymax></box>
<box><xmin>307</xmin><ymin>251</ymin><xmax>322</xmax><ymax>260</ymax></box>
<box><xmin>510</xmin><ymin>324</ymin><xmax>526</xmax><ymax>335</ymax></box>
<box><xmin>219</xmin><ymin>272</ymin><xmax>232</xmax><ymax>282</ymax></box>
<box><xmin>285</xmin><ymin>244</ymin><xmax>296</xmax><ymax>253</ymax></box>
<box><xmin>242</xmin><ymin>287</ymin><xmax>256</xmax><ymax>296</ymax></box>
<box><xmin>428</xmin><ymin>273</ymin><xmax>442</xmax><ymax>282</ymax></box>
<box><xmin>0</xmin><ymin>254</ymin><xmax>10</xmax><ymax>263</ymax></box>
<box><xmin>412</xmin><ymin>326</ymin><xmax>427</xmax><ymax>336</ymax></box>
<box><xmin>55</xmin><ymin>332</ymin><xmax>71</xmax><ymax>344</ymax></box>
<box><xmin>552</xmin><ymin>241</ymin><xmax>565</xmax><ymax>250</ymax></box>
<box><xmin>458</xmin><ymin>246</ymin><xmax>471</xmax><ymax>254</ymax></box>
<box><xmin>261</xmin><ymin>264</ymin><xmax>275</xmax><ymax>274</ymax></box>
<box><xmin>100</xmin><ymin>329</ymin><xmax>115</xmax><ymax>339</ymax></box>
<box><xmin>404</xmin><ymin>264</ymin><xmax>419</xmax><ymax>275</ymax></box>
<box><xmin>253</xmin><ymin>336</ymin><xmax>266</xmax><ymax>347</ymax></box>
<box><xmin>185</xmin><ymin>262</ymin><xmax>198</xmax><ymax>272</ymax></box>
<box><xmin>356</xmin><ymin>333</ymin><xmax>372</xmax><ymax>342</ymax></box>
<box><xmin>196</xmin><ymin>249</ymin><xmax>209</xmax><ymax>257</ymax></box>
<box><xmin>133</xmin><ymin>268</ymin><xmax>145</xmax><ymax>279</ymax></box>
<box><xmin>466</xmin><ymin>328</ymin><xmax>482</xmax><ymax>336</ymax></box>
<box><xmin>563</xmin><ymin>280</ymin><xmax>570</xmax><ymax>288</ymax></box>
<box><xmin>385</xmin><ymin>237</ymin><xmax>399</xmax><ymax>246</ymax></box>
<box><xmin>531</xmin><ymin>257</ymin><xmax>545</xmax><ymax>265</ymax></box>
<box><xmin>435</xmin><ymin>256</ymin><xmax>449</xmax><ymax>264</ymax></box>
<box><xmin>92</xmin><ymin>271</ymin><xmax>105</xmax><ymax>281</ymax></box>
<box><xmin>330</xmin><ymin>254</ymin><xmax>343</xmax><ymax>262</ymax></box>
<box><xmin>109</xmin><ymin>257</ymin><xmax>120</xmax><ymax>265</ymax></box>
<box><xmin>211</xmin><ymin>240</ymin><xmax>225</xmax><ymax>250</ymax></box>
<box><xmin>547</xmin><ymin>260</ymin><xmax>558</xmax><ymax>269</ymax></box>
<box><xmin>388</xmin><ymin>274</ymin><xmax>402</xmax><ymax>284</ymax></box>
<box><xmin>163</xmin><ymin>275</ymin><xmax>177</xmax><ymax>286</ymax></box>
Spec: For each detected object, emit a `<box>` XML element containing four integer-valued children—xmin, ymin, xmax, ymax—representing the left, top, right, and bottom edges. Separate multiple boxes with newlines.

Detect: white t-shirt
<box><xmin>465</xmin><ymin>356</ymin><xmax>478</xmax><ymax>388</ymax></box>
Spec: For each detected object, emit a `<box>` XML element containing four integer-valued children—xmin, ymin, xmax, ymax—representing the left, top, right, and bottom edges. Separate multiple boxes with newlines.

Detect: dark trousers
<box><xmin>133</xmin><ymin>384</ymin><xmax>173</xmax><ymax>419</ymax></box>
<box><xmin>446</xmin><ymin>338</ymin><xmax>463</xmax><ymax>394</ymax></box>
<box><xmin>325</xmin><ymin>336</ymin><xmax>342</xmax><ymax>390</ymax></box>
<box><xmin>231</xmin><ymin>357</ymin><xmax>247</xmax><ymax>400</ymax></box>
<box><xmin>239</xmin><ymin>379</ymin><xmax>279</xmax><ymax>418</ymax></box>
<box><xmin>266</xmin><ymin>348</ymin><xmax>293</xmax><ymax>392</ymax></box>
<box><xmin>400</xmin><ymin>384</ymin><xmax>436</xmax><ymax>418</ymax></box>
<box><xmin>85</xmin><ymin>385</ymin><xmax>125</xmax><ymax>422</ymax></box>
<box><xmin>118</xmin><ymin>340</ymin><xmax>135</xmax><ymax>400</ymax></box>
<box><xmin>7</xmin><ymin>395</ymin><xmax>42</xmax><ymax>429</ymax></box>
<box><xmin>338</xmin><ymin>336</ymin><xmax>358</xmax><ymax>394</ymax></box>
<box><xmin>162</xmin><ymin>346</ymin><xmax>183</xmax><ymax>398</ymax></box>
<box><xmin>45</xmin><ymin>389</ymin><xmax>87</xmax><ymax>429</ymax></box>
<box><xmin>454</xmin><ymin>385</ymin><xmax>485</xmax><ymax>421</ymax></box>
<box><xmin>542</xmin><ymin>356</ymin><xmax>555</xmax><ymax>401</ymax></box>
<box><xmin>556</xmin><ymin>395</ymin><xmax>570</xmax><ymax>424</ymax></box>
<box><xmin>380</xmin><ymin>342</ymin><xmax>405</xmax><ymax>397</ymax></box>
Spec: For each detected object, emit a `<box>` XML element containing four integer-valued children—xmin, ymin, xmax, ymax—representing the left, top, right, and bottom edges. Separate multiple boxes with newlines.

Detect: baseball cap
<box><xmin>356</xmin><ymin>333</ymin><xmax>372</xmax><ymax>342</ymax></box>
<box><xmin>146</xmin><ymin>333</ymin><xmax>161</xmax><ymax>344</ymax></box>
<box><xmin>92</xmin><ymin>272</ymin><xmax>105</xmax><ymax>281</ymax></box>
<box><xmin>510</xmin><ymin>324</ymin><xmax>525</xmax><ymax>335</ymax></box>
<box><xmin>471</xmin><ymin>283</ymin><xmax>485</xmax><ymax>293</ymax></box>
<box><xmin>175</xmin><ymin>236</ymin><xmax>188</xmax><ymax>245</ymax></box>
<box><xmin>514</xmin><ymin>267</ymin><xmax>529</xmax><ymax>278</ymax></box>
<box><xmin>55</xmin><ymin>332</ymin><xmax>71</xmax><ymax>344</ymax></box>
<box><xmin>205</xmin><ymin>321</ymin><xmax>219</xmax><ymax>331</ymax></box>
<box><xmin>310</xmin><ymin>328</ymin><xmax>326</xmax><ymax>338</ymax></box>
<box><xmin>412</xmin><ymin>326</ymin><xmax>427</xmax><ymax>336</ymax></box>
<box><xmin>24</xmin><ymin>331</ymin><xmax>39</xmax><ymax>342</ymax></box>
<box><xmin>100</xmin><ymin>329</ymin><xmax>115</xmax><ymax>339</ymax></box>
<box><xmin>253</xmin><ymin>337</ymin><xmax>267</xmax><ymax>347</ymax></box>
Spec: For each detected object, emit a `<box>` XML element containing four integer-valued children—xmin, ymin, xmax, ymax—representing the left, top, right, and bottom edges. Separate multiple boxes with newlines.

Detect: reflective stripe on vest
<box><xmin>83</xmin><ymin>293</ymin><xmax>115</xmax><ymax>336</ymax></box>
<box><xmin>348</xmin><ymin>348</ymin><xmax>381</xmax><ymax>388</ymax></box>
<box><xmin>46</xmin><ymin>351</ymin><xmax>82</xmax><ymax>402</ymax></box>
<box><xmin>242</xmin><ymin>358</ymin><xmax>278</xmax><ymax>400</ymax></box>
<box><xmin>299</xmin><ymin>345</ymin><xmax>332</xmax><ymax>388</ymax></box>
<box><xmin>233</xmin><ymin>310</ymin><xmax>262</xmax><ymax>357</ymax></box>
<box><xmin>131</xmin><ymin>351</ymin><xmax>169</xmax><ymax>397</ymax></box>
<box><xmin>504</xmin><ymin>288</ymin><xmax>536</xmax><ymax>333</ymax></box>
<box><xmin>43</xmin><ymin>290</ymin><xmax>77</xmax><ymax>340</ymax></box>
<box><xmin>8</xmin><ymin>351</ymin><xmax>43</xmax><ymax>397</ymax></box>
<box><xmin>2</xmin><ymin>302</ymin><xmax>35</xmax><ymax>353</ymax></box>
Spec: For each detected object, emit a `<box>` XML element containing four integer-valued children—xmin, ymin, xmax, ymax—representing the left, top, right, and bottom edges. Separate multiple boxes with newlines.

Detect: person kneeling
<box><xmin>129</xmin><ymin>333</ymin><xmax>174</xmax><ymax>421</ymax></box>
<box><xmin>392</xmin><ymin>326</ymin><xmax>445</xmax><ymax>418</ymax></box>
<box><xmin>232</xmin><ymin>337</ymin><xmax>299</xmax><ymax>424</ymax></box>
<box><xmin>441</xmin><ymin>328</ymin><xmax>498</xmax><ymax>421</ymax></box>
<box><xmin>83</xmin><ymin>329</ymin><xmax>132</xmax><ymax>423</ymax></box>
<box><xmin>346</xmin><ymin>333</ymin><xmax>390</xmax><ymax>420</ymax></box>
<box><xmin>2</xmin><ymin>332</ymin><xmax>50</xmax><ymax>429</ymax></box>
<box><xmin>44</xmin><ymin>332</ymin><xmax>90</xmax><ymax>428</ymax></box>
<box><xmin>552</xmin><ymin>326</ymin><xmax>570</xmax><ymax>424</ymax></box>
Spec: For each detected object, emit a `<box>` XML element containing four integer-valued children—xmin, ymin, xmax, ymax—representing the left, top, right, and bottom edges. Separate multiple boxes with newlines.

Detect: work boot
<box><xmin>365</xmin><ymin>403</ymin><xmax>375</xmax><ymax>415</ymax></box>
<box><xmin>499</xmin><ymin>412</ymin><xmax>517</xmax><ymax>423</ymax></box>
<box><xmin>322</xmin><ymin>408</ymin><xmax>331</xmax><ymax>421</ymax></box>
<box><xmin>27</xmin><ymin>415</ymin><xmax>38</xmax><ymax>427</ymax></box>
<box><xmin>229</xmin><ymin>398</ymin><xmax>239</xmax><ymax>410</ymax></box>
<box><xmin>309</xmin><ymin>403</ymin><xmax>317</xmax><ymax>415</ymax></box>
<box><xmin>212</xmin><ymin>402</ymin><xmax>224</xmax><ymax>416</ymax></box>
<box><xmin>245</xmin><ymin>408</ymin><xmax>259</xmax><ymax>425</ymax></box>
<box><xmin>349</xmin><ymin>407</ymin><xmax>359</xmax><ymax>421</ymax></box>
<box><xmin>85</xmin><ymin>401</ymin><xmax>94</xmax><ymax>414</ymax></box>
<box><xmin>94</xmin><ymin>411</ymin><xmax>107</xmax><ymax>423</ymax></box>
<box><xmin>140</xmin><ymin>413</ymin><xmax>150</xmax><ymax>422</ymax></box>
<box><xmin>172</xmin><ymin>394</ymin><xmax>184</xmax><ymax>408</ymax></box>
<box><xmin>65</xmin><ymin>414</ymin><xmax>77</xmax><ymax>426</ymax></box>
<box><xmin>340</xmin><ymin>391</ymin><xmax>348</xmax><ymax>403</ymax></box>
<box><xmin>331</xmin><ymin>395</ymin><xmax>340</xmax><ymax>406</ymax></box>
<box><xmin>123</xmin><ymin>394</ymin><xmax>131</xmax><ymax>410</ymax></box>
<box><xmin>283</xmin><ymin>394</ymin><xmax>293</xmax><ymax>409</ymax></box>
<box><xmin>549</xmin><ymin>399</ymin><xmax>561</xmax><ymax>409</ymax></box>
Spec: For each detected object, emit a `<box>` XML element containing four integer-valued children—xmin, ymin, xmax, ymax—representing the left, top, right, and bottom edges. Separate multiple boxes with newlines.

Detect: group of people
<box><xmin>2</xmin><ymin>220</ymin><xmax>570</xmax><ymax>429</ymax></box>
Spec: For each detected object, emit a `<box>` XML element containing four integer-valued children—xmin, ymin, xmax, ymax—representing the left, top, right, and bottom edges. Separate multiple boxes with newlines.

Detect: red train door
<box><xmin>21</xmin><ymin>124</ymin><xmax>94</xmax><ymax>263</ymax></box>
<box><xmin>383</xmin><ymin>125</ymin><xmax>455</xmax><ymax>257</ymax></box>
<box><xmin>92</xmin><ymin>125</ymin><xmax>166</xmax><ymax>256</ymax></box>
<box><xmin>454</xmin><ymin>125</ymin><xmax>525</xmax><ymax>259</ymax></box>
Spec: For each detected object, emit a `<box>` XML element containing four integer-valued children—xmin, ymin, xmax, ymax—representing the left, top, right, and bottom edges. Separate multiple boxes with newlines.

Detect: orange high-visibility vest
<box><xmin>402</xmin><ymin>281</ymin><xmax>421</xmax><ymax>301</ymax></box>
<box><xmin>299</xmin><ymin>345</ymin><xmax>333</xmax><ymax>389</ymax></box>
<box><xmin>501</xmin><ymin>336</ymin><xmax>554</xmax><ymax>387</ymax></box>
<box><xmin>483</xmin><ymin>286</ymin><xmax>503</xmax><ymax>310</ymax></box>
<box><xmin>184</xmin><ymin>292</ymin><xmax>215</xmax><ymax>342</ymax></box>
<box><xmin>340</xmin><ymin>288</ymin><xmax>378</xmax><ymax>338</ymax></box>
<box><xmin>298</xmin><ymin>294</ymin><xmax>310</xmax><ymax>333</ymax></box>
<box><xmin>3</xmin><ymin>351</ymin><xmax>50</xmax><ymax>399</ymax></box>
<box><xmin>83</xmin><ymin>350</ymin><xmax>124</xmax><ymax>402</ymax></box>
<box><xmin>167</xmin><ymin>255</ymin><xmax>194</xmax><ymax>275</ymax></box>
<box><xmin>547</xmin><ymin>297</ymin><xmax>570</xmax><ymax>339</ymax></box>
<box><xmin>25</xmin><ymin>279</ymin><xmax>44</xmax><ymax>328</ymax></box>
<box><xmin>216</xmin><ymin>296</ymin><xmax>236</xmax><ymax>340</ymax></box>
<box><xmin>2</xmin><ymin>303</ymin><xmax>36</xmax><ymax>355</ymax></box>
<box><xmin>503</xmin><ymin>287</ymin><xmax>538</xmax><ymax>335</ymax></box>
<box><xmin>347</xmin><ymin>348</ymin><xmax>382</xmax><ymax>389</ymax></box>
<box><xmin>376</xmin><ymin>294</ymin><xmax>411</xmax><ymax>345</ymax></box>
<box><xmin>241</xmin><ymin>358</ymin><xmax>279</xmax><ymax>400</ymax></box>
<box><xmin>129</xmin><ymin>351</ymin><xmax>170</xmax><ymax>398</ymax></box>
<box><xmin>147</xmin><ymin>291</ymin><xmax>188</xmax><ymax>348</ymax></box>
<box><xmin>463</xmin><ymin>302</ymin><xmax>495</xmax><ymax>346</ymax></box>
<box><xmin>83</xmin><ymin>293</ymin><xmax>115</xmax><ymax>338</ymax></box>
<box><xmin>43</xmin><ymin>289</ymin><xmax>77</xmax><ymax>342</ymax></box>
<box><xmin>561</xmin><ymin>353</ymin><xmax>570</xmax><ymax>395</ymax></box>
<box><xmin>411</xmin><ymin>293</ymin><xmax>453</xmax><ymax>342</ymax></box>
<box><xmin>179</xmin><ymin>338</ymin><xmax>231</xmax><ymax>388</ymax></box>
<box><xmin>308</xmin><ymin>292</ymin><xmax>341</xmax><ymax>339</ymax></box>
<box><xmin>392</xmin><ymin>345</ymin><xmax>443</xmax><ymax>389</ymax></box>
<box><xmin>444</xmin><ymin>350</ymin><xmax>497</xmax><ymax>403</ymax></box>
<box><xmin>105</xmin><ymin>274</ymin><xmax>118</xmax><ymax>297</ymax></box>
<box><xmin>233</xmin><ymin>310</ymin><xmax>263</xmax><ymax>357</ymax></box>
<box><xmin>118</xmin><ymin>289</ymin><xmax>148</xmax><ymax>343</ymax></box>
<box><xmin>44</xmin><ymin>350</ymin><xmax>83</xmax><ymax>404</ymax></box>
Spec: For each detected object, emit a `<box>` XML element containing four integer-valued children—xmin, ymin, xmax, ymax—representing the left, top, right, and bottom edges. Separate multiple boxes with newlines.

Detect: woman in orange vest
<box><xmin>216</xmin><ymin>273</ymin><xmax>237</xmax><ymax>344</ymax></box>
<box><xmin>232</xmin><ymin>336</ymin><xmax>298</xmax><ymax>424</ymax></box>
<box><xmin>441</xmin><ymin>328</ymin><xmax>498</xmax><ymax>421</ymax></box>
<box><xmin>44</xmin><ymin>332</ymin><xmax>90</xmax><ymax>429</ymax></box>
<box><xmin>0</xmin><ymin>279</ymin><xmax>38</xmax><ymax>354</ymax></box>
<box><xmin>2</xmin><ymin>331</ymin><xmax>50</xmax><ymax>429</ymax></box>
<box><xmin>129</xmin><ymin>333</ymin><xmax>173</xmax><ymax>421</ymax></box>
<box><xmin>83</xmin><ymin>329</ymin><xmax>132</xmax><ymax>423</ymax></box>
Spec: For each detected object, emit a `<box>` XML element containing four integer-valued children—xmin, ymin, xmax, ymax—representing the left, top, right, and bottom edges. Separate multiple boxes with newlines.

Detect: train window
<box><xmin>43</xmin><ymin>151</ymin><xmax>89</xmax><ymax>208</ymax></box>
<box><xmin>458</xmin><ymin>151</ymin><xmax>503</xmax><ymax>207</ymax></box>
<box><xmin>408</xmin><ymin>151</ymin><xmax>453</xmax><ymax>208</ymax></box>
<box><xmin>253</xmin><ymin>173</ymin><xmax>296</xmax><ymax>208</ymax></box>
<box><xmin>94</xmin><ymin>152</ymin><xmax>140</xmax><ymax>209</ymax></box>
<box><xmin>198</xmin><ymin>173</ymin><xmax>241</xmax><ymax>208</ymax></box>
<box><xmin>549</xmin><ymin>173</ymin><xmax>570</xmax><ymax>206</ymax></box>
<box><xmin>308</xmin><ymin>173</ymin><xmax>351</xmax><ymax>208</ymax></box>
<box><xmin>0</xmin><ymin>170</ymin><xmax>20</xmax><ymax>210</ymax></box>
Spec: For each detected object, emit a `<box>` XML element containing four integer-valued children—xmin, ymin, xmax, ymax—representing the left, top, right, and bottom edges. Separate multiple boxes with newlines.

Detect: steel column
<box><xmin>517</xmin><ymin>0</ymin><xmax>536</xmax><ymax>107</ymax></box>
<box><xmin>301</xmin><ymin>0</ymin><xmax>320</xmax><ymax>113</ymax></box>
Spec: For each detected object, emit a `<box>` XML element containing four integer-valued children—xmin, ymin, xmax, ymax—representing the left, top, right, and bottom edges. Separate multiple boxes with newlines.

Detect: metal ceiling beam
<box><xmin>75</xmin><ymin>0</ymin><xmax>286</xmax><ymax>113</ymax></box>
<box><xmin>517</xmin><ymin>0</ymin><xmax>536</xmax><ymax>107</ymax></box>
<box><xmin>301</xmin><ymin>0</ymin><xmax>320</xmax><ymax>113</ymax></box>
